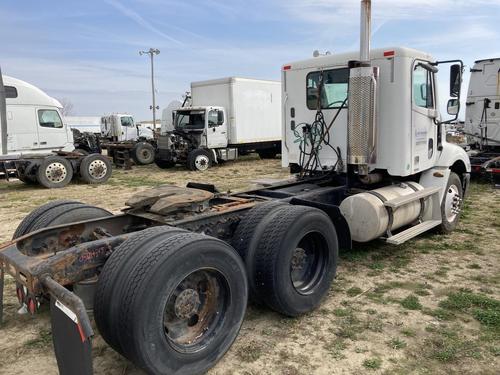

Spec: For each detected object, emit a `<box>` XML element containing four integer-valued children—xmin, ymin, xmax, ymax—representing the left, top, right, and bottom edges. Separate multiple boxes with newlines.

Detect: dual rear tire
<box><xmin>233</xmin><ymin>202</ymin><xmax>339</xmax><ymax>316</ymax></box>
<box><xmin>94</xmin><ymin>227</ymin><xmax>248</xmax><ymax>375</ymax></box>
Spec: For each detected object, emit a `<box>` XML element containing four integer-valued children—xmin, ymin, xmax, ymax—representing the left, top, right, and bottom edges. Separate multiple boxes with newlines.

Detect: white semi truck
<box><xmin>67</xmin><ymin>114</ymin><xmax>156</xmax><ymax>166</ymax></box>
<box><xmin>464</xmin><ymin>58</ymin><xmax>500</xmax><ymax>182</ymax></box>
<box><xmin>155</xmin><ymin>77</ymin><xmax>282</xmax><ymax>171</ymax></box>
<box><xmin>0</xmin><ymin>73</ymin><xmax>112</xmax><ymax>188</ymax></box>
<box><xmin>0</xmin><ymin>2</ymin><xmax>471</xmax><ymax>375</ymax></box>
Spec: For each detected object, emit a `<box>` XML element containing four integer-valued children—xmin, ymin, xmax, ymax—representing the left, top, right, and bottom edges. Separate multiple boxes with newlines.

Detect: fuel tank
<box><xmin>340</xmin><ymin>182</ymin><xmax>424</xmax><ymax>242</ymax></box>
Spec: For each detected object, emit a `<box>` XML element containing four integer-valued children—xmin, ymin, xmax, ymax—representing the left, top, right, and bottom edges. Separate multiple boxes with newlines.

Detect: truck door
<box><xmin>37</xmin><ymin>108</ymin><xmax>69</xmax><ymax>151</ymax></box>
<box><xmin>5</xmin><ymin>106</ymin><xmax>39</xmax><ymax>152</ymax></box>
<box><xmin>206</xmin><ymin>109</ymin><xmax>228</xmax><ymax>148</ymax></box>
<box><xmin>120</xmin><ymin>115</ymin><xmax>137</xmax><ymax>141</ymax></box>
<box><xmin>411</xmin><ymin>62</ymin><xmax>437</xmax><ymax>173</ymax></box>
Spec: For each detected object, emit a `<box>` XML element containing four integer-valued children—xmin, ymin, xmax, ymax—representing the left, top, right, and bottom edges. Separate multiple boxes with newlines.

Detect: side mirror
<box><xmin>217</xmin><ymin>111</ymin><xmax>224</xmax><ymax>125</ymax></box>
<box><xmin>447</xmin><ymin>98</ymin><xmax>459</xmax><ymax>116</ymax></box>
<box><xmin>450</xmin><ymin>64</ymin><xmax>461</xmax><ymax>98</ymax></box>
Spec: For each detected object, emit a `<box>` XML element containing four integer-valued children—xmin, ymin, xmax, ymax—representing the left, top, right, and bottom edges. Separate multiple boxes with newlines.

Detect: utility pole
<box><xmin>139</xmin><ymin>48</ymin><xmax>160</xmax><ymax>128</ymax></box>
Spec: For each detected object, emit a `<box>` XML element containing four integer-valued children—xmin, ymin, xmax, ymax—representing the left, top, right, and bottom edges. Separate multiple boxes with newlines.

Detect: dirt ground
<box><xmin>0</xmin><ymin>156</ymin><xmax>498</xmax><ymax>375</ymax></box>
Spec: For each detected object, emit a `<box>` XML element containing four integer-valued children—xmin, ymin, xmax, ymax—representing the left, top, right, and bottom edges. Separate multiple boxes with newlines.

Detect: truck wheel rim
<box><xmin>163</xmin><ymin>269</ymin><xmax>229</xmax><ymax>353</ymax></box>
<box><xmin>290</xmin><ymin>231</ymin><xmax>328</xmax><ymax>295</ymax></box>
<box><xmin>194</xmin><ymin>155</ymin><xmax>209</xmax><ymax>171</ymax></box>
<box><xmin>45</xmin><ymin>162</ymin><xmax>67</xmax><ymax>183</ymax></box>
<box><xmin>444</xmin><ymin>184</ymin><xmax>461</xmax><ymax>222</ymax></box>
<box><xmin>141</xmin><ymin>149</ymin><xmax>152</xmax><ymax>160</ymax></box>
<box><xmin>88</xmin><ymin>160</ymin><xmax>107</xmax><ymax>179</ymax></box>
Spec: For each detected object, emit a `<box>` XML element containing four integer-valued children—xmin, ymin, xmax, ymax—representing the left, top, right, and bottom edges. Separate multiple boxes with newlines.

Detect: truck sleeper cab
<box><xmin>0</xmin><ymin>74</ymin><xmax>112</xmax><ymax>188</ymax></box>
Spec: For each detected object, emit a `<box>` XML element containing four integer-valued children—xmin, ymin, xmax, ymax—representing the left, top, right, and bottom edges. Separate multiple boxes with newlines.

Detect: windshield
<box><xmin>175</xmin><ymin>110</ymin><xmax>205</xmax><ymax>130</ymax></box>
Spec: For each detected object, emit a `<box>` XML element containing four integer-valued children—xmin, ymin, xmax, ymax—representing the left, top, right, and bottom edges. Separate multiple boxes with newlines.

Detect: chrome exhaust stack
<box><xmin>347</xmin><ymin>0</ymin><xmax>378</xmax><ymax>175</ymax></box>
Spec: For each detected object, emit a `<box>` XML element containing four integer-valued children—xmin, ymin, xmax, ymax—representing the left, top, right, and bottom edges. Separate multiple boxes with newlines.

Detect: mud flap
<box><xmin>50</xmin><ymin>297</ymin><xmax>93</xmax><ymax>375</ymax></box>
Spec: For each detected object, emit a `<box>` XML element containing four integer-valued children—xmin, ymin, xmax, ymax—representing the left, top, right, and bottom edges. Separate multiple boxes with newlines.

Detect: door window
<box><xmin>38</xmin><ymin>109</ymin><xmax>63</xmax><ymax>128</ymax></box>
<box><xmin>121</xmin><ymin>116</ymin><xmax>134</xmax><ymax>127</ymax></box>
<box><xmin>208</xmin><ymin>110</ymin><xmax>222</xmax><ymax>127</ymax></box>
<box><xmin>306</xmin><ymin>68</ymin><xmax>349</xmax><ymax>110</ymax></box>
<box><xmin>413</xmin><ymin>65</ymin><xmax>434</xmax><ymax>108</ymax></box>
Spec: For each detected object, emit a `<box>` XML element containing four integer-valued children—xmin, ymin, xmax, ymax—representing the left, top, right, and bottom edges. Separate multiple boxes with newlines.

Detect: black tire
<box><xmin>73</xmin><ymin>148</ymin><xmax>89</xmax><ymax>156</ymax></box>
<box><xmin>17</xmin><ymin>172</ymin><xmax>36</xmax><ymax>184</ymax></box>
<box><xmin>13</xmin><ymin>200</ymin><xmax>83</xmax><ymax>239</ymax></box>
<box><xmin>116</xmin><ymin>232</ymin><xmax>247</xmax><ymax>374</ymax></box>
<box><xmin>155</xmin><ymin>158</ymin><xmax>176</xmax><ymax>169</ymax></box>
<box><xmin>187</xmin><ymin>149</ymin><xmax>212</xmax><ymax>171</ymax></box>
<box><xmin>440</xmin><ymin>172</ymin><xmax>463</xmax><ymax>234</ymax></box>
<box><xmin>257</xmin><ymin>149</ymin><xmax>277</xmax><ymax>159</ymax></box>
<box><xmin>252</xmin><ymin>205</ymin><xmax>338</xmax><ymax>316</ymax></box>
<box><xmin>27</xmin><ymin>204</ymin><xmax>112</xmax><ymax>234</ymax></box>
<box><xmin>232</xmin><ymin>201</ymin><xmax>289</xmax><ymax>301</ymax></box>
<box><xmin>132</xmin><ymin>142</ymin><xmax>155</xmax><ymax>165</ymax></box>
<box><xmin>79</xmin><ymin>154</ymin><xmax>112</xmax><ymax>184</ymax></box>
<box><xmin>36</xmin><ymin>156</ymin><xmax>74</xmax><ymax>188</ymax></box>
<box><xmin>94</xmin><ymin>226</ymin><xmax>187</xmax><ymax>354</ymax></box>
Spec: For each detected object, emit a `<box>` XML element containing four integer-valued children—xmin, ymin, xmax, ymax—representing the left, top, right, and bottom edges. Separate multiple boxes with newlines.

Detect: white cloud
<box><xmin>103</xmin><ymin>0</ymin><xmax>185</xmax><ymax>46</ymax></box>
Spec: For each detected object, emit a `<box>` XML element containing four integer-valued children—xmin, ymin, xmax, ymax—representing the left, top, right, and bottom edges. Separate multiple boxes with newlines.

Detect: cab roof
<box><xmin>3</xmin><ymin>75</ymin><xmax>62</xmax><ymax>108</ymax></box>
<box><xmin>282</xmin><ymin>47</ymin><xmax>434</xmax><ymax>71</ymax></box>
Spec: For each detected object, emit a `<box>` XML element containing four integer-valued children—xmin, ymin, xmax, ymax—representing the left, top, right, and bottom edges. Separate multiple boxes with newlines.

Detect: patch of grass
<box><xmin>387</xmin><ymin>337</ymin><xmax>407</xmax><ymax>350</ymax></box>
<box><xmin>332</xmin><ymin>308</ymin><xmax>352</xmax><ymax>317</ymax></box>
<box><xmin>324</xmin><ymin>340</ymin><xmax>348</xmax><ymax>359</ymax></box>
<box><xmin>467</xmin><ymin>263</ymin><xmax>482</xmax><ymax>269</ymax></box>
<box><xmin>236</xmin><ymin>341</ymin><xmax>263</xmax><ymax>363</ymax></box>
<box><xmin>424</xmin><ymin>326</ymin><xmax>481</xmax><ymax>363</ymax></box>
<box><xmin>423</xmin><ymin>307</ymin><xmax>456</xmax><ymax>321</ymax></box>
<box><xmin>401</xmin><ymin>294</ymin><xmax>422</xmax><ymax>310</ymax></box>
<box><xmin>363</xmin><ymin>357</ymin><xmax>382</xmax><ymax>370</ymax></box>
<box><xmin>400</xmin><ymin>328</ymin><xmax>416</xmax><ymax>337</ymax></box>
<box><xmin>346</xmin><ymin>286</ymin><xmax>363</xmax><ymax>297</ymax></box>
<box><xmin>23</xmin><ymin>329</ymin><xmax>52</xmax><ymax>349</ymax></box>
<box><xmin>439</xmin><ymin>290</ymin><xmax>500</xmax><ymax>330</ymax></box>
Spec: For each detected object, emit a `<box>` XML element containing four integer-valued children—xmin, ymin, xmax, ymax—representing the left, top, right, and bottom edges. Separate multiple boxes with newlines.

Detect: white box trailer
<box><xmin>156</xmin><ymin>77</ymin><xmax>282</xmax><ymax>171</ymax></box>
<box><xmin>191</xmin><ymin>77</ymin><xmax>281</xmax><ymax>145</ymax></box>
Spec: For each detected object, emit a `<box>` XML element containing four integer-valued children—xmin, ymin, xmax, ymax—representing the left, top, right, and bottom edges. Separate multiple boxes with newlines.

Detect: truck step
<box><xmin>386</xmin><ymin>220</ymin><xmax>441</xmax><ymax>245</ymax></box>
<box><xmin>384</xmin><ymin>186</ymin><xmax>441</xmax><ymax>209</ymax></box>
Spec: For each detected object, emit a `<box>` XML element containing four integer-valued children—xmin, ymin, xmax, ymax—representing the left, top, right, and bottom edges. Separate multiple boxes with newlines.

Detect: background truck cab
<box><xmin>2</xmin><ymin>76</ymin><xmax>73</xmax><ymax>155</ymax></box>
<box><xmin>155</xmin><ymin>77</ymin><xmax>282</xmax><ymax>171</ymax></box>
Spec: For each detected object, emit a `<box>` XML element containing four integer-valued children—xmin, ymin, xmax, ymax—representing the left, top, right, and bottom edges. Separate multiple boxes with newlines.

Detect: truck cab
<box><xmin>465</xmin><ymin>58</ymin><xmax>500</xmax><ymax>148</ymax></box>
<box><xmin>174</xmin><ymin>106</ymin><xmax>228</xmax><ymax>149</ymax></box>
<box><xmin>282</xmin><ymin>47</ymin><xmax>469</xmax><ymax>182</ymax></box>
<box><xmin>2</xmin><ymin>75</ymin><xmax>73</xmax><ymax>156</ymax></box>
<box><xmin>101</xmin><ymin>114</ymin><xmax>154</xmax><ymax>142</ymax></box>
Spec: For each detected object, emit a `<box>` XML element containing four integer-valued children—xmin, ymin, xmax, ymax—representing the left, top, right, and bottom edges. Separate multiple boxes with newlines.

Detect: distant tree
<box><xmin>58</xmin><ymin>98</ymin><xmax>74</xmax><ymax>116</ymax></box>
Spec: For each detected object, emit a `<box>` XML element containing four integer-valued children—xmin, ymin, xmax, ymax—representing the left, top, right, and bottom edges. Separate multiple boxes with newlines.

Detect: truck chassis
<box><xmin>0</xmin><ymin>176</ymin><xmax>353</xmax><ymax>374</ymax></box>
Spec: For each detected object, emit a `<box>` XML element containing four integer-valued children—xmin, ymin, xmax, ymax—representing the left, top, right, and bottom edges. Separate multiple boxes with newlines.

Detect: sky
<box><xmin>1</xmin><ymin>0</ymin><xmax>499</xmax><ymax>121</ymax></box>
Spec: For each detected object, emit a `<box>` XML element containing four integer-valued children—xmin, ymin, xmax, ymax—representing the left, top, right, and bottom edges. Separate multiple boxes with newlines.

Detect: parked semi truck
<box><xmin>0</xmin><ymin>1</ymin><xmax>471</xmax><ymax>374</ymax></box>
<box><xmin>155</xmin><ymin>77</ymin><xmax>282</xmax><ymax>171</ymax></box>
<box><xmin>464</xmin><ymin>58</ymin><xmax>500</xmax><ymax>183</ymax></box>
<box><xmin>0</xmin><ymin>73</ymin><xmax>112</xmax><ymax>188</ymax></box>
<box><xmin>67</xmin><ymin>114</ymin><xmax>157</xmax><ymax>166</ymax></box>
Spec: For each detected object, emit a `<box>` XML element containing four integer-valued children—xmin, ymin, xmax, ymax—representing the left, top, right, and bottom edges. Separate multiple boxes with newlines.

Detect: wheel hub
<box><xmin>88</xmin><ymin>160</ymin><xmax>107</xmax><ymax>179</ymax></box>
<box><xmin>174</xmin><ymin>288</ymin><xmax>200</xmax><ymax>319</ymax></box>
<box><xmin>45</xmin><ymin>162</ymin><xmax>67</xmax><ymax>183</ymax></box>
<box><xmin>195</xmin><ymin>155</ymin><xmax>209</xmax><ymax>171</ymax></box>
<box><xmin>444</xmin><ymin>184</ymin><xmax>462</xmax><ymax>222</ymax></box>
